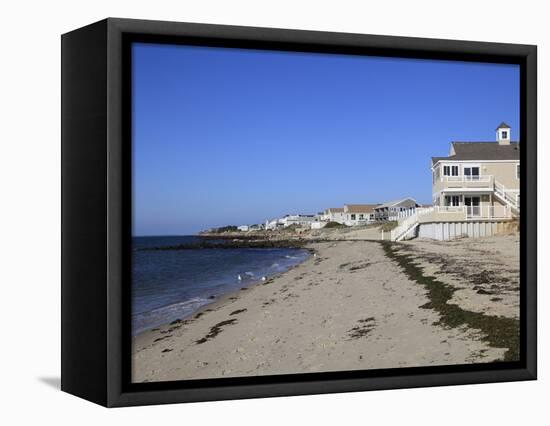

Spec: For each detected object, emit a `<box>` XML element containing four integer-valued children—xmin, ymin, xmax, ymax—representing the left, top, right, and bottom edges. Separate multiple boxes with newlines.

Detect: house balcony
<box><xmin>440</xmin><ymin>174</ymin><xmax>494</xmax><ymax>189</ymax></box>
<box><xmin>419</xmin><ymin>205</ymin><xmax>513</xmax><ymax>223</ymax></box>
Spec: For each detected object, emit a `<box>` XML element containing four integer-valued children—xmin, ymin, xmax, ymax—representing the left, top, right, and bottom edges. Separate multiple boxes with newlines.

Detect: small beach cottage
<box><xmin>430</xmin><ymin>122</ymin><xmax>520</xmax><ymax>220</ymax></box>
<box><xmin>373</xmin><ymin>198</ymin><xmax>419</xmax><ymax>222</ymax></box>
<box><xmin>343</xmin><ymin>204</ymin><xmax>378</xmax><ymax>226</ymax></box>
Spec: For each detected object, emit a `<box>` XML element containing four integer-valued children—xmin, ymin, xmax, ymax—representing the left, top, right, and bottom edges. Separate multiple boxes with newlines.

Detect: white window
<box><xmin>464</xmin><ymin>166</ymin><xmax>480</xmax><ymax>181</ymax></box>
<box><xmin>443</xmin><ymin>165</ymin><xmax>458</xmax><ymax>177</ymax></box>
<box><xmin>444</xmin><ymin>195</ymin><xmax>460</xmax><ymax>206</ymax></box>
<box><xmin>502</xmin><ymin>131</ymin><xmax>508</xmax><ymax>139</ymax></box>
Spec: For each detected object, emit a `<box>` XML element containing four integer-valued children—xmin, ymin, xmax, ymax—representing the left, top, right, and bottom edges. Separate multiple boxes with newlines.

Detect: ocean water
<box><xmin>132</xmin><ymin>236</ymin><xmax>310</xmax><ymax>335</ymax></box>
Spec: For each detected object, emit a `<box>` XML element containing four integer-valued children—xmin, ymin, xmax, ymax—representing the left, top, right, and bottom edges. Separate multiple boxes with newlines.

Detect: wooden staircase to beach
<box><xmin>388</xmin><ymin>207</ymin><xmax>434</xmax><ymax>242</ymax></box>
<box><xmin>493</xmin><ymin>180</ymin><xmax>520</xmax><ymax>216</ymax></box>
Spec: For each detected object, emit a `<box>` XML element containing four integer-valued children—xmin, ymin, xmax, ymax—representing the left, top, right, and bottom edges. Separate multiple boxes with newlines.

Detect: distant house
<box><xmin>237</xmin><ymin>225</ymin><xmax>249</xmax><ymax>232</ymax></box>
<box><xmin>321</xmin><ymin>207</ymin><xmax>346</xmax><ymax>224</ymax></box>
<box><xmin>265</xmin><ymin>214</ymin><xmax>316</xmax><ymax>230</ymax></box>
<box><xmin>280</xmin><ymin>214</ymin><xmax>316</xmax><ymax>227</ymax></box>
<box><xmin>374</xmin><ymin>198</ymin><xmax>419</xmax><ymax>222</ymax></box>
<box><xmin>431</xmin><ymin>122</ymin><xmax>519</xmax><ymax>219</ymax></box>
<box><xmin>343</xmin><ymin>204</ymin><xmax>378</xmax><ymax>226</ymax></box>
<box><xmin>265</xmin><ymin>218</ymin><xmax>284</xmax><ymax>230</ymax></box>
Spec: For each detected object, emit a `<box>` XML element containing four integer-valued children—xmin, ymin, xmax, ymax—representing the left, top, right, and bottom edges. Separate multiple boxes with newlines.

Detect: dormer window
<box><xmin>496</xmin><ymin>123</ymin><xmax>511</xmax><ymax>145</ymax></box>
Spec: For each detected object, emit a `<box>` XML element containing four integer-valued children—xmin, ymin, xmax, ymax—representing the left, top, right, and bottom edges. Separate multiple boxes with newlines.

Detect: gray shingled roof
<box><xmin>374</xmin><ymin>198</ymin><xmax>418</xmax><ymax>209</ymax></box>
<box><xmin>431</xmin><ymin>142</ymin><xmax>519</xmax><ymax>165</ymax></box>
<box><xmin>496</xmin><ymin>122</ymin><xmax>511</xmax><ymax>130</ymax></box>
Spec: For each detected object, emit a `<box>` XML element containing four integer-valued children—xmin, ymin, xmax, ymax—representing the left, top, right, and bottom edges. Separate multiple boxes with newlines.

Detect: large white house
<box><xmin>387</xmin><ymin>123</ymin><xmax>520</xmax><ymax>241</ymax></box>
<box><xmin>430</xmin><ymin>122</ymin><xmax>519</xmax><ymax>219</ymax></box>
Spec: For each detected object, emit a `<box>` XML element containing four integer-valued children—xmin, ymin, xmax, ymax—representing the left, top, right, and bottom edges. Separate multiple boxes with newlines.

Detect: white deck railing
<box><xmin>381</xmin><ymin>203</ymin><xmax>512</xmax><ymax>241</ymax></box>
<box><xmin>434</xmin><ymin>206</ymin><xmax>464</xmax><ymax>213</ymax></box>
<box><xmin>435</xmin><ymin>205</ymin><xmax>511</xmax><ymax>219</ymax></box>
<box><xmin>442</xmin><ymin>175</ymin><xmax>493</xmax><ymax>183</ymax></box>
<box><xmin>467</xmin><ymin>205</ymin><xmax>511</xmax><ymax>218</ymax></box>
<box><xmin>494</xmin><ymin>180</ymin><xmax>519</xmax><ymax>210</ymax></box>
<box><xmin>387</xmin><ymin>207</ymin><xmax>434</xmax><ymax>241</ymax></box>
<box><xmin>388</xmin><ymin>207</ymin><xmax>417</xmax><ymax>221</ymax></box>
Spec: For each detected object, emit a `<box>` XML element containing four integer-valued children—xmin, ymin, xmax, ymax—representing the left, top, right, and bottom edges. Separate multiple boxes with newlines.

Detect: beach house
<box><xmin>265</xmin><ymin>218</ymin><xmax>284</xmax><ymax>230</ymax></box>
<box><xmin>321</xmin><ymin>208</ymin><xmax>346</xmax><ymax>224</ymax></box>
<box><xmin>265</xmin><ymin>214</ymin><xmax>316</xmax><ymax>230</ymax></box>
<box><xmin>373</xmin><ymin>198</ymin><xmax>419</xmax><ymax>222</ymax></box>
<box><xmin>430</xmin><ymin>122</ymin><xmax>520</xmax><ymax>219</ymax></box>
<box><xmin>383</xmin><ymin>123</ymin><xmax>520</xmax><ymax>241</ymax></box>
<box><xmin>343</xmin><ymin>204</ymin><xmax>378</xmax><ymax>226</ymax></box>
<box><xmin>281</xmin><ymin>214</ymin><xmax>316</xmax><ymax>227</ymax></box>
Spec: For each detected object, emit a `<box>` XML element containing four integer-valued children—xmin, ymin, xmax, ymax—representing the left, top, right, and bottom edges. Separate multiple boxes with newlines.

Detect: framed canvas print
<box><xmin>61</xmin><ymin>18</ymin><xmax>537</xmax><ymax>407</ymax></box>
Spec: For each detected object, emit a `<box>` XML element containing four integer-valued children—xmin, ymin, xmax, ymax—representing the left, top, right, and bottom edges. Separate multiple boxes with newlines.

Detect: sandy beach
<box><xmin>132</xmin><ymin>234</ymin><xmax>519</xmax><ymax>383</ymax></box>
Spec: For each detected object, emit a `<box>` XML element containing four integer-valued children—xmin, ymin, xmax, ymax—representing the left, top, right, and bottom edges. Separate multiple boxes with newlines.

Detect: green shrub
<box><xmin>211</xmin><ymin>225</ymin><xmax>238</xmax><ymax>233</ymax></box>
<box><xmin>324</xmin><ymin>221</ymin><xmax>348</xmax><ymax>229</ymax></box>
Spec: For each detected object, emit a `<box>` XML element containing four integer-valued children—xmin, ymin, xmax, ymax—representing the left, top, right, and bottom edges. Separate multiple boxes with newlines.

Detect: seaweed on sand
<box><xmin>380</xmin><ymin>241</ymin><xmax>519</xmax><ymax>362</ymax></box>
<box><xmin>195</xmin><ymin>319</ymin><xmax>238</xmax><ymax>345</ymax></box>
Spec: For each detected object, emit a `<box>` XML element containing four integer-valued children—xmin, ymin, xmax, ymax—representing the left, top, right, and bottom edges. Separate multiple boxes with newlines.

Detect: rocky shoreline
<box><xmin>137</xmin><ymin>238</ymin><xmax>312</xmax><ymax>251</ymax></box>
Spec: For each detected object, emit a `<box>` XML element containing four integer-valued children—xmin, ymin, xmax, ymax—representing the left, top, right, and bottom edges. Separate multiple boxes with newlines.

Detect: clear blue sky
<box><xmin>132</xmin><ymin>42</ymin><xmax>519</xmax><ymax>236</ymax></box>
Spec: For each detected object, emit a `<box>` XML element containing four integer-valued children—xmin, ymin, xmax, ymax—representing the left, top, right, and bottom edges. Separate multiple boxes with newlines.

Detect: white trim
<box><xmin>433</xmin><ymin>188</ymin><xmax>493</xmax><ymax>195</ymax></box>
<box><xmin>434</xmin><ymin>188</ymin><xmax>519</xmax><ymax>195</ymax></box>
<box><xmin>431</xmin><ymin>159</ymin><xmax>519</xmax><ymax>169</ymax></box>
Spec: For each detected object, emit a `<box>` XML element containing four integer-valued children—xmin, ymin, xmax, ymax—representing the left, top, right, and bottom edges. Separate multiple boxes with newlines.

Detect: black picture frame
<box><xmin>61</xmin><ymin>17</ymin><xmax>537</xmax><ymax>407</ymax></box>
